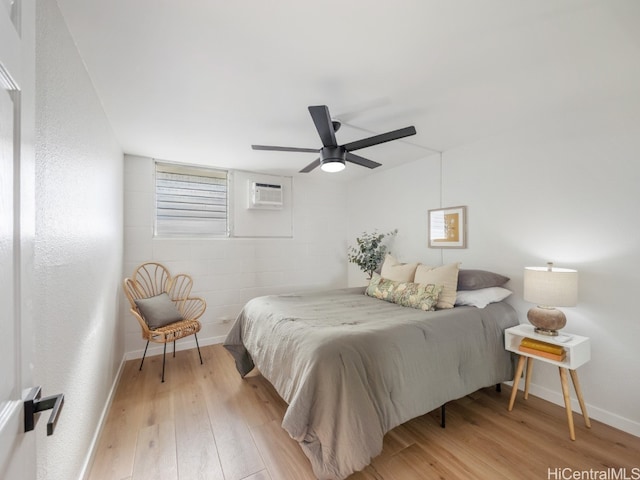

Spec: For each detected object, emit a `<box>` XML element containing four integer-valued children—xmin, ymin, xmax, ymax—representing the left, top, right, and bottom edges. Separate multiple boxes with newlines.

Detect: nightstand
<box><xmin>504</xmin><ymin>324</ymin><xmax>591</xmax><ymax>440</ymax></box>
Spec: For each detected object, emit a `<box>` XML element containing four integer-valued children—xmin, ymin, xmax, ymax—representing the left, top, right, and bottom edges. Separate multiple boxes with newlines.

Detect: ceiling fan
<box><xmin>251</xmin><ymin>105</ymin><xmax>417</xmax><ymax>173</ymax></box>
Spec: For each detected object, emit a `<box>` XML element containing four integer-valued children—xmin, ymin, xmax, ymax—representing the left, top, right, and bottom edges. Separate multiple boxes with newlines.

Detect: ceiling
<box><xmin>55</xmin><ymin>0</ymin><xmax>640</xmax><ymax>180</ymax></box>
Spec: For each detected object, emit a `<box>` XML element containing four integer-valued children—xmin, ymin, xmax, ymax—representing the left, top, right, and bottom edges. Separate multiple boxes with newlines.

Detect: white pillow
<box><xmin>380</xmin><ymin>254</ymin><xmax>418</xmax><ymax>282</ymax></box>
<box><xmin>414</xmin><ymin>262</ymin><xmax>460</xmax><ymax>309</ymax></box>
<box><xmin>454</xmin><ymin>287</ymin><xmax>512</xmax><ymax>308</ymax></box>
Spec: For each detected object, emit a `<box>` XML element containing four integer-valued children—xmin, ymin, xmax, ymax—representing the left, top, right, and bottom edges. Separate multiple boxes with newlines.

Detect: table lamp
<box><xmin>524</xmin><ymin>262</ymin><xmax>578</xmax><ymax>336</ymax></box>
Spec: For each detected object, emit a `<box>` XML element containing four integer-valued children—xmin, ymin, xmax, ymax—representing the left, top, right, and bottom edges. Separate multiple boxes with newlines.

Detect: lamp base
<box><xmin>527</xmin><ymin>306</ymin><xmax>566</xmax><ymax>337</ymax></box>
<box><xmin>533</xmin><ymin>326</ymin><xmax>560</xmax><ymax>337</ymax></box>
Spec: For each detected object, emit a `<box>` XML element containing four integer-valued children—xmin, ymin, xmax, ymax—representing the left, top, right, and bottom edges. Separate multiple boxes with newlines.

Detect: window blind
<box><xmin>155</xmin><ymin>162</ymin><xmax>228</xmax><ymax>236</ymax></box>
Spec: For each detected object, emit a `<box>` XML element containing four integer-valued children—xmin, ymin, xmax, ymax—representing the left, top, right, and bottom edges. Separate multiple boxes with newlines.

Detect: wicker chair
<box><xmin>124</xmin><ymin>262</ymin><xmax>205</xmax><ymax>382</ymax></box>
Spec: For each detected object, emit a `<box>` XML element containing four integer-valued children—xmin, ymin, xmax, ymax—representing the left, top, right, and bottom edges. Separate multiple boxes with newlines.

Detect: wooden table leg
<box><xmin>559</xmin><ymin>367</ymin><xmax>576</xmax><ymax>440</ymax></box>
<box><xmin>569</xmin><ymin>369</ymin><xmax>591</xmax><ymax>428</ymax></box>
<box><xmin>508</xmin><ymin>355</ymin><xmax>527</xmax><ymax>411</ymax></box>
<box><xmin>524</xmin><ymin>357</ymin><xmax>533</xmax><ymax>400</ymax></box>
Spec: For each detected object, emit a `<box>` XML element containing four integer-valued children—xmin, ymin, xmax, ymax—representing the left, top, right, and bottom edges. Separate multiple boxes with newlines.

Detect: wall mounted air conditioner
<box><xmin>248</xmin><ymin>181</ymin><xmax>283</xmax><ymax>209</ymax></box>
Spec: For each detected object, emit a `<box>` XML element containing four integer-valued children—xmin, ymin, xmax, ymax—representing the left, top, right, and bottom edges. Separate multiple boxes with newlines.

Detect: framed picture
<box><xmin>428</xmin><ymin>206</ymin><xmax>467</xmax><ymax>248</ymax></box>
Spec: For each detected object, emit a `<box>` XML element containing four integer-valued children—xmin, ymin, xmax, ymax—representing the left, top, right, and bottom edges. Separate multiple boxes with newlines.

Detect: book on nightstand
<box><xmin>518</xmin><ymin>337</ymin><xmax>567</xmax><ymax>361</ymax></box>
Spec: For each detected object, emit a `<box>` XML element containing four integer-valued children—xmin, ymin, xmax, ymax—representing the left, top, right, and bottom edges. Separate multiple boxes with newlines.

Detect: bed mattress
<box><xmin>224</xmin><ymin>287</ymin><xmax>518</xmax><ymax>479</ymax></box>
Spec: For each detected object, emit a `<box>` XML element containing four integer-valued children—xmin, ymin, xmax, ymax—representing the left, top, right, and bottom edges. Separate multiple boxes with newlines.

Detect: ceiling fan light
<box><xmin>320</xmin><ymin>160</ymin><xmax>345</xmax><ymax>173</ymax></box>
<box><xmin>252</xmin><ymin>105</ymin><xmax>416</xmax><ymax>173</ymax></box>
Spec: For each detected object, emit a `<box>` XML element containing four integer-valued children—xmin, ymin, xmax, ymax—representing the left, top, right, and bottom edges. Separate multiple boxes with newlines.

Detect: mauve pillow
<box><xmin>457</xmin><ymin>269</ymin><xmax>509</xmax><ymax>291</ymax></box>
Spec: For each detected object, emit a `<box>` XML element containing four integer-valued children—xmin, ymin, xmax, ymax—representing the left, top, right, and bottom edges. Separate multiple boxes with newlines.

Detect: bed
<box><xmin>224</xmin><ymin>286</ymin><xmax>518</xmax><ymax>479</ymax></box>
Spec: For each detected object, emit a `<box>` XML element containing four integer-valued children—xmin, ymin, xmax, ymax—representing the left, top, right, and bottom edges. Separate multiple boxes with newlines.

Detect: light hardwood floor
<box><xmin>88</xmin><ymin>344</ymin><xmax>640</xmax><ymax>480</ymax></box>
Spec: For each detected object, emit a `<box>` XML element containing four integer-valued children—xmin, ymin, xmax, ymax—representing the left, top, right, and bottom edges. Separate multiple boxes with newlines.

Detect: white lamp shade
<box><xmin>320</xmin><ymin>160</ymin><xmax>345</xmax><ymax>173</ymax></box>
<box><xmin>524</xmin><ymin>266</ymin><xmax>578</xmax><ymax>307</ymax></box>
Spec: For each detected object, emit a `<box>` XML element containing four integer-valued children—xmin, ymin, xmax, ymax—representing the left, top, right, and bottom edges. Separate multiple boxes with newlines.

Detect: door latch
<box><xmin>24</xmin><ymin>386</ymin><xmax>64</xmax><ymax>436</ymax></box>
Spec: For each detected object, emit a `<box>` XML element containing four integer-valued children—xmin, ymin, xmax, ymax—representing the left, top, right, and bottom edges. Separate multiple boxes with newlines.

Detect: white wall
<box><xmin>35</xmin><ymin>2</ymin><xmax>124</xmax><ymax>479</ymax></box>
<box><xmin>347</xmin><ymin>116</ymin><xmax>640</xmax><ymax>436</ymax></box>
<box><xmin>123</xmin><ymin>155</ymin><xmax>348</xmax><ymax>356</ymax></box>
<box><xmin>232</xmin><ymin>170</ymin><xmax>293</xmax><ymax>237</ymax></box>
<box><xmin>346</xmin><ymin>154</ymin><xmax>443</xmax><ymax>285</ymax></box>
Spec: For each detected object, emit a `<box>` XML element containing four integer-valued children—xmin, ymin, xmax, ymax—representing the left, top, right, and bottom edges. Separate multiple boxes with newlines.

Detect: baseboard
<box><xmin>123</xmin><ymin>334</ymin><xmax>226</xmax><ymax>361</ymax></box>
<box><xmin>78</xmin><ymin>355</ymin><xmax>126</xmax><ymax>480</ymax></box>
<box><xmin>77</xmin><ymin>335</ymin><xmax>226</xmax><ymax>479</ymax></box>
<box><xmin>508</xmin><ymin>380</ymin><xmax>640</xmax><ymax>438</ymax></box>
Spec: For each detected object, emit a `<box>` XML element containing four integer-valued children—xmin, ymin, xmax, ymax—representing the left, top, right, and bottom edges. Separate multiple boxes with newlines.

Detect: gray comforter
<box><xmin>224</xmin><ymin>287</ymin><xmax>518</xmax><ymax>479</ymax></box>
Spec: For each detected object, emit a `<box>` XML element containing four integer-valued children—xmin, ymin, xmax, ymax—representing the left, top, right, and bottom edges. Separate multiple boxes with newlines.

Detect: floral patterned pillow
<box><xmin>365</xmin><ymin>273</ymin><xmax>396</xmax><ymax>300</ymax></box>
<box><xmin>393</xmin><ymin>281</ymin><xmax>443</xmax><ymax>311</ymax></box>
<box><xmin>366</xmin><ymin>274</ymin><xmax>443</xmax><ymax>311</ymax></box>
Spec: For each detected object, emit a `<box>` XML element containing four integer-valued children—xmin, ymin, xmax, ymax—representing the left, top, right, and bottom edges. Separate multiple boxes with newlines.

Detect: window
<box><xmin>155</xmin><ymin>162</ymin><xmax>228</xmax><ymax>236</ymax></box>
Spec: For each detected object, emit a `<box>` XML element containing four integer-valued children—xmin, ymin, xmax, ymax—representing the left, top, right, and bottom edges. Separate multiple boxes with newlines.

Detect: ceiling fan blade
<box><xmin>345</xmin><ymin>152</ymin><xmax>382</xmax><ymax>169</ymax></box>
<box><xmin>308</xmin><ymin>105</ymin><xmax>338</xmax><ymax>148</ymax></box>
<box><xmin>300</xmin><ymin>158</ymin><xmax>321</xmax><ymax>173</ymax></box>
<box><xmin>342</xmin><ymin>126</ymin><xmax>416</xmax><ymax>152</ymax></box>
<box><xmin>252</xmin><ymin>145</ymin><xmax>318</xmax><ymax>153</ymax></box>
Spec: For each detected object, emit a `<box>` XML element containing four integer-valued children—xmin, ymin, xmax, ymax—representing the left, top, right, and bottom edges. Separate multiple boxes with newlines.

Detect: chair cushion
<box><xmin>135</xmin><ymin>293</ymin><xmax>183</xmax><ymax>329</ymax></box>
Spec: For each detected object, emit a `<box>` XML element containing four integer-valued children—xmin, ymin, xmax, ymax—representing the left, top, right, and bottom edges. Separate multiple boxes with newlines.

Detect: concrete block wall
<box><xmin>123</xmin><ymin>155</ymin><xmax>349</xmax><ymax>357</ymax></box>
